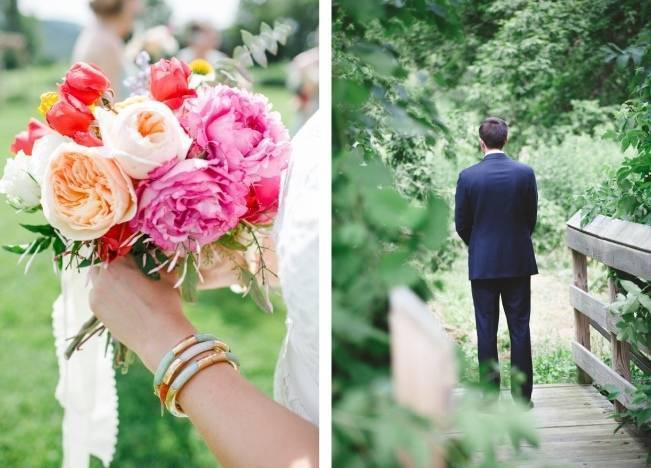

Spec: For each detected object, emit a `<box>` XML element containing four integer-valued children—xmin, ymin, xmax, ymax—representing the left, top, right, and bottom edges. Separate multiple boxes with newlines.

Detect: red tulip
<box><xmin>97</xmin><ymin>223</ymin><xmax>134</xmax><ymax>263</ymax></box>
<box><xmin>244</xmin><ymin>176</ymin><xmax>281</xmax><ymax>225</ymax></box>
<box><xmin>10</xmin><ymin>118</ymin><xmax>49</xmax><ymax>155</ymax></box>
<box><xmin>60</xmin><ymin>62</ymin><xmax>110</xmax><ymax>106</ymax></box>
<box><xmin>150</xmin><ymin>58</ymin><xmax>196</xmax><ymax>110</ymax></box>
<box><xmin>46</xmin><ymin>93</ymin><xmax>93</xmax><ymax>138</ymax></box>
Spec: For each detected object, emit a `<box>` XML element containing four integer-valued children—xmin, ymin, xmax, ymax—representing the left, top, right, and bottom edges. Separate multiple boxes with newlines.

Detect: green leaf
<box><xmin>240</xmin><ymin>267</ymin><xmax>273</xmax><ymax>314</ymax></box>
<box><xmin>638</xmin><ymin>293</ymin><xmax>651</xmax><ymax>312</ymax></box>
<box><xmin>180</xmin><ymin>254</ymin><xmax>199</xmax><ymax>303</ymax></box>
<box><xmin>2</xmin><ymin>244</ymin><xmax>29</xmax><ymax>254</ymax></box>
<box><xmin>216</xmin><ymin>234</ymin><xmax>248</xmax><ymax>251</ymax></box>
<box><xmin>620</xmin><ymin>280</ymin><xmax>641</xmax><ymax>295</ymax></box>
<box><xmin>20</xmin><ymin>223</ymin><xmax>56</xmax><ymax>237</ymax></box>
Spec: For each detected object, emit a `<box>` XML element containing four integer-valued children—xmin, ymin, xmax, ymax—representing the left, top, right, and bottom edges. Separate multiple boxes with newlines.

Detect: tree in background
<box><xmin>140</xmin><ymin>0</ymin><xmax>172</xmax><ymax>29</ymax></box>
<box><xmin>0</xmin><ymin>0</ymin><xmax>38</xmax><ymax>69</ymax></box>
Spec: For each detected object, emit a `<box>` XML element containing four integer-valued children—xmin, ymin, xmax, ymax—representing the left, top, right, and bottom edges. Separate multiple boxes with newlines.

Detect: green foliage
<box><xmin>610</xmin><ymin>279</ymin><xmax>651</xmax><ymax>351</ymax></box>
<box><xmin>581</xmin><ymin>73</ymin><xmax>651</xmax><ymax>224</ymax></box>
<box><xmin>454</xmin><ymin>0</ymin><xmax>651</xmax><ymax>138</ymax></box>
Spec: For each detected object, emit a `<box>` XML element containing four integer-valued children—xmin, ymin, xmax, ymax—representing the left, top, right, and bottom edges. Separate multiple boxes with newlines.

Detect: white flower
<box><xmin>30</xmin><ymin>132</ymin><xmax>69</xmax><ymax>184</ymax></box>
<box><xmin>95</xmin><ymin>100</ymin><xmax>192</xmax><ymax>179</ymax></box>
<box><xmin>0</xmin><ymin>151</ymin><xmax>41</xmax><ymax>209</ymax></box>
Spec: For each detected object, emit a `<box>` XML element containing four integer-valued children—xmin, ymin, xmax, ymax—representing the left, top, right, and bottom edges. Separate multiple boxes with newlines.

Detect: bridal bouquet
<box><xmin>0</xmin><ymin>56</ymin><xmax>290</xmax><ymax>361</ymax></box>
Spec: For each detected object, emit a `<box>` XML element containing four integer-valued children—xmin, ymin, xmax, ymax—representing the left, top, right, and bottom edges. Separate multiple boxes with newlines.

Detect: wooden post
<box><xmin>608</xmin><ymin>277</ymin><xmax>631</xmax><ymax>414</ymax></box>
<box><xmin>572</xmin><ymin>249</ymin><xmax>592</xmax><ymax>384</ymax></box>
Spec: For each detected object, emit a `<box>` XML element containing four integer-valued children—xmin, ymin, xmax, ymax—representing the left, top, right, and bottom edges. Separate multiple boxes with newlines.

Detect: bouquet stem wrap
<box><xmin>53</xmin><ymin>268</ymin><xmax>118</xmax><ymax>468</ymax></box>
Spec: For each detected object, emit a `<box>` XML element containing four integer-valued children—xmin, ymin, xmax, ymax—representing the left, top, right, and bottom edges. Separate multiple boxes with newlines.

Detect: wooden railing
<box><xmin>566</xmin><ymin>212</ymin><xmax>651</xmax><ymax>412</ymax></box>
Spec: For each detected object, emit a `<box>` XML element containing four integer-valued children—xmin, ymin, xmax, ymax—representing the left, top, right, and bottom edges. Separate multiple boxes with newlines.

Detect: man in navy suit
<box><xmin>454</xmin><ymin>117</ymin><xmax>538</xmax><ymax>404</ymax></box>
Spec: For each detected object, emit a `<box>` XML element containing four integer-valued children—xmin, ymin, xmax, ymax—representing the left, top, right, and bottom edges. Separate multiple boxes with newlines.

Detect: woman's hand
<box><xmin>89</xmin><ymin>256</ymin><xmax>195</xmax><ymax>371</ymax></box>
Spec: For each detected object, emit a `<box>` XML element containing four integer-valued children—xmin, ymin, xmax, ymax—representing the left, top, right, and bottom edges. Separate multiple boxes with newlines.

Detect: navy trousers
<box><xmin>470</xmin><ymin>276</ymin><xmax>533</xmax><ymax>401</ymax></box>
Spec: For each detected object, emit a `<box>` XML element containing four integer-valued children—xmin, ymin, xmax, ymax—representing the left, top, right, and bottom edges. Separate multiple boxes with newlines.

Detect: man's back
<box><xmin>455</xmin><ymin>152</ymin><xmax>538</xmax><ymax>280</ymax></box>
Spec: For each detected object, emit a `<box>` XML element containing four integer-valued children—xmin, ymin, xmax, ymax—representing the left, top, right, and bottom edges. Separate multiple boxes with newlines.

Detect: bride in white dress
<box><xmin>54</xmin><ymin>111</ymin><xmax>321</xmax><ymax>467</ymax></box>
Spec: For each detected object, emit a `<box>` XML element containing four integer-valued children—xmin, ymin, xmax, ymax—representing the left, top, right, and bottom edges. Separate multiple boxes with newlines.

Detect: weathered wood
<box><xmin>567</xmin><ymin>212</ymin><xmax>651</xmax><ymax>253</ymax></box>
<box><xmin>571</xmin><ymin>250</ymin><xmax>592</xmax><ymax>384</ymax></box>
<box><xmin>568</xmin><ymin>285</ymin><xmax>610</xmax><ymax>330</ymax></box>
<box><xmin>451</xmin><ymin>384</ymin><xmax>650</xmax><ymax>466</ymax></box>
<box><xmin>566</xmin><ymin>218</ymin><xmax>651</xmax><ymax>281</ymax></box>
<box><xmin>608</xmin><ymin>278</ymin><xmax>632</xmax><ymax>414</ymax></box>
<box><xmin>571</xmin><ymin>341</ymin><xmax>636</xmax><ymax>409</ymax></box>
<box><xmin>569</xmin><ymin>285</ymin><xmax>651</xmax><ymax>358</ymax></box>
<box><xmin>389</xmin><ymin>287</ymin><xmax>456</xmax><ymax>420</ymax></box>
<box><xmin>389</xmin><ymin>287</ymin><xmax>456</xmax><ymax>468</ymax></box>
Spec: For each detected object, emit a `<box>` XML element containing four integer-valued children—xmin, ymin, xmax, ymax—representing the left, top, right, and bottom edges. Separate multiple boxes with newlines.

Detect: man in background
<box><xmin>454</xmin><ymin>117</ymin><xmax>538</xmax><ymax>406</ymax></box>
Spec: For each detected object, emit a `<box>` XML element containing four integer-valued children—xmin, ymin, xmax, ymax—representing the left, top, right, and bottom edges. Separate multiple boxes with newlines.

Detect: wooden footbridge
<box><xmin>389</xmin><ymin>213</ymin><xmax>650</xmax><ymax>466</ymax></box>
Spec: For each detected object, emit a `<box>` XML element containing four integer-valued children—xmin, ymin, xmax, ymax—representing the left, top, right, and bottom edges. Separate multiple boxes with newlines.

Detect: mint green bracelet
<box><xmin>165</xmin><ymin>351</ymin><xmax>240</xmax><ymax>417</ymax></box>
<box><xmin>153</xmin><ymin>333</ymin><xmax>217</xmax><ymax>392</ymax></box>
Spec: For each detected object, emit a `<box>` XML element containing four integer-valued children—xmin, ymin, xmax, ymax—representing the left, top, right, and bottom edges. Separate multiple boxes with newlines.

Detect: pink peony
<box><xmin>129</xmin><ymin>159</ymin><xmax>248</xmax><ymax>251</ymax></box>
<box><xmin>181</xmin><ymin>85</ymin><xmax>290</xmax><ymax>183</ymax></box>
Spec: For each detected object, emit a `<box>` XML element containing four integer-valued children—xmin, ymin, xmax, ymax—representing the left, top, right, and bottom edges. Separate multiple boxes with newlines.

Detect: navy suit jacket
<box><xmin>455</xmin><ymin>152</ymin><xmax>538</xmax><ymax>280</ymax></box>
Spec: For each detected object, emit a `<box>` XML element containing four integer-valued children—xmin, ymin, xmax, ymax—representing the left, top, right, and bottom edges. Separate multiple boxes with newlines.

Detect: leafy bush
<box><xmin>525</xmin><ymin>127</ymin><xmax>625</xmax><ymax>216</ymax></box>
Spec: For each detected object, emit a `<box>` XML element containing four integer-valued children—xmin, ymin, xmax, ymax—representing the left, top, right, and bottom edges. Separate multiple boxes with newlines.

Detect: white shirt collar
<box><xmin>484</xmin><ymin>149</ymin><xmax>504</xmax><ymax>155</ymax></box>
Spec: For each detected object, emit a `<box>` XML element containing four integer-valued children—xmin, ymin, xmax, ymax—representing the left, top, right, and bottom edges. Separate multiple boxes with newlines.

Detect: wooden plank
<box><xmin>568</xmin><ymin>285</ymin><xmax>612</xmax><ymax>331</ymax></box>
<box><xmin>388</xmin><ymin>287</ymin><xmax>456</xmax><ymax>422</ymax></box>
<box><xmin>566</xmin><ymin>227</ymin><xmax>651</xmax><ymax>281</ymax></box>
<box><xmin>567</xmin><ymin>212</ymin><xmax>651</xmax><ymax>253</ymax></box>
<box><xmin>571</xmin><ymin>341</ymin><xmax>636</xmax><ymax>408</ymax></box>
<box><xmin>571</xmin><ymin>250</ymin><xmax>592</xmax><ymax>384</ymax></box>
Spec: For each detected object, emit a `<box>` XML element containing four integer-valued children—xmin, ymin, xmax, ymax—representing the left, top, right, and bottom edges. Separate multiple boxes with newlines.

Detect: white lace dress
<box><xmin>273</xmin><ymin>110</ymin><xmax>320</xmax><ymax>426</ymax></box>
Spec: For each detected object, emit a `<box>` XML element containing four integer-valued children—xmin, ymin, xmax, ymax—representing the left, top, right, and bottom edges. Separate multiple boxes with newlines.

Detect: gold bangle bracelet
<box><xmin>165</xmin><ymin>351</ymin><xmax>240</xmax><ymax>417</ymax></box>
<box><xmin>157</xmin><ymin>340</ymin><xmax>229</xmax><ymax>404</ymax></box>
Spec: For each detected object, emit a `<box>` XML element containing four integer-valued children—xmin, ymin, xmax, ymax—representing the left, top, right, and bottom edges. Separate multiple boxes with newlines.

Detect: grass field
<box><xmin>0</xmin><ymin>63</ymin><xmax>296</xmax><ymax>467</ymax></box>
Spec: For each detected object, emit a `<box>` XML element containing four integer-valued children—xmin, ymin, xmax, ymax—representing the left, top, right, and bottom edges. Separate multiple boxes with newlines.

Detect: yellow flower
<box><xmin>189</xmin><ymin>59</ymin><xmax>214</xmax><ymax>76</ymax></box>
<box><xmin>38</xmin><ymin>92</ymin><xmax>58</xmax><ymax>116</ymax></box>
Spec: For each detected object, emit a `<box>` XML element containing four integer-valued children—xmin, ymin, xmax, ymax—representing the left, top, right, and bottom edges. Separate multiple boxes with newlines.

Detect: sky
<box><xmin>18</xmin><ymin>0</ymin><xmax>241</xmax><ymax>29</ymax></box>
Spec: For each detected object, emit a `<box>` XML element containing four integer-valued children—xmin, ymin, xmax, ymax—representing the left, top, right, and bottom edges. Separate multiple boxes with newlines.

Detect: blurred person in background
<box><xmin>178</xmin><ymin>21</ymin><xmax>226</xmax><ymax>65</ymax></box>
<box><xmin>287</xmin><ymin>47</ymin><xmax>318</xmax><ymax>132</ymax></box>
<box><xmin>72</xmin><ymin>0</ymin><xmax>144</xmax><ymax>98</ymax></box>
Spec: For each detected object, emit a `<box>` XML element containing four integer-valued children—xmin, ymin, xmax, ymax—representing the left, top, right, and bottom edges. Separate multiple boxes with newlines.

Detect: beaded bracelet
<box><xmin>165</xmin><ymin>351</ymin><xmax>240</xmax><ymax>417</ymax></box>
<box><xmin>156</xmin><ymin>339</ymin><xmax>229</xmax><ymax>404</ymax></box>
<box><xmin>153</xmin><ymin>333</ymin><xmax>218</xmax><ymax>392</ymax></box>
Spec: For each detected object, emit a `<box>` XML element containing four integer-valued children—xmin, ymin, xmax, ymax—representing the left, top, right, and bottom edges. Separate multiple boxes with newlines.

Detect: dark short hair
<box><xmin>479</xmin><ymin>117</ymin><xmax>508</xmax><ymax>149</ymax></box>
<box><xmin>90</xmin><ymin>0</ymin><xmax>124</xmax><ymax>17</ymax></box>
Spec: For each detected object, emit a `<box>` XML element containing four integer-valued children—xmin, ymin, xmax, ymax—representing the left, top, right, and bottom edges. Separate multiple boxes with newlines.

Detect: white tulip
<box><xmin>96</xmin><ymin>100</ymin><xmax>192</xmax><ymax>179</ymax></box>
<box><xmin>0</xmin><ymin>150</ymin><xmax>41</xmax><ymax>210</ymax></box>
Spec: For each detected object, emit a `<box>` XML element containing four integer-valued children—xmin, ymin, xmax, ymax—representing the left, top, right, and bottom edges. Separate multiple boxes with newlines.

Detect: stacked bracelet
<box><xmin>153</xmin><ymin>333</ymin><xmax>240</xmax><ymax>417</ymax></box>
<box><xmin>165</xmin><ymin>351</ymin><xmax>240</xmax><ymax>417</ymax></box>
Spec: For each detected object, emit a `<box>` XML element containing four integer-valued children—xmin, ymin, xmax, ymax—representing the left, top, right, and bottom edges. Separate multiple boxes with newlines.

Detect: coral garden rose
<box><xmin>130</xmin><ymin>159</ymin><xmax>248</xmax><ymax>251</ymax></box>
<box><xmin>45</xmin><ymin>93</ymin><xmax>94</xmax><ymax>139</ymax></box>
<box><xmin>95</xmin><ymin>100</ymin><xmax>192</xmax><ymax>179</ymax></box>
<box><xmin>97</xmin><ymin>223</ymin><xmax>134</xmax><ymax>262</ymax></box>
<box><xmin>243</xmin><ymin>176</ymin><xmax>281</xmax><ymax>225</ymax></box>
<box><xmin>41</xmin><ymin>143</ymin><xmax>137</xmax><ymax>240</ymax></box>
<box><xmin>10</xmin><ymin>118</ymin><xmax>49</xmax><ymax>156</ymax></box>
<box><xmin>0</xmin><ymin>150</ymin><xmax>41</xmax><ymax>209</ymax></box>
<box><xmin>150</xmin><ymin>58</ymin><xmax>196</xmax><ymax>110</ymax></box>
<box><xmin>181</xmin><ymin>85</ymin><xmax>290</xmax><ymax>182</ymax></box>
<box><xmin>60</xmin><ymin>62</ymin><xmax>110</xmax><ymax>106</ymax></box>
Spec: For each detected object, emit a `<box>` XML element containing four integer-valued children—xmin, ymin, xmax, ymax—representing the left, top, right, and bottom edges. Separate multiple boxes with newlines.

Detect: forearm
<box><xmin>137</xmin><ymin>319</ymin><xmax>317</xmax><ymax>468</ymax></box>
<box><xmin>178</xmin><ymin>365</ymin><xmax>318</xmax><ymax>468</ymax></box>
